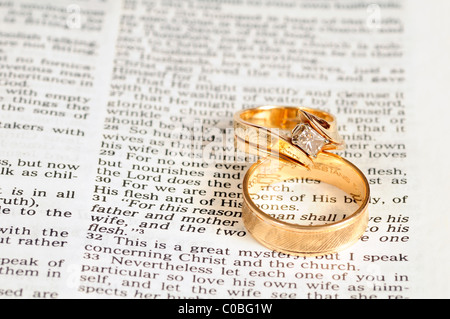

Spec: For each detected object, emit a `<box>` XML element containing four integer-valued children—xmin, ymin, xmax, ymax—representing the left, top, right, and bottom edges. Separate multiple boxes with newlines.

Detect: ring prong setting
<box><xmin>291</xmin><ymin>123</ymin><xmax>328</xmax><ymax>157</ymax></box>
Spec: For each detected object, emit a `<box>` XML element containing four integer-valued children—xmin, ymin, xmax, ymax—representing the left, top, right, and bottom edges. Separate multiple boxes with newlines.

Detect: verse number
<box><xmin>103</xmin><ymin>124</ymin><xmax>119</xmax><ymax>131</ymax></box>
<box><xmin>83</xmin><ymin>252</ymin><xmax>99</xmax><ymax>260</ymax></box>
<box><xmin>94</xmin><ymin>176</ymin><xmax>111</xmax><ymax>183</ymax></box>
<box><xmin>86</xmin><ymin>232</ymin><xmax>103</xmax><ymax>240</ymax></box>
<box><xmin>92</xmin><ymin>194</ymin><xmax>107</xmax><ymax>202</ymax></box>
<box><xmin>99</xmin><ymin>149</ymin><xmax>115</xmax><ymax>156</ymax></box>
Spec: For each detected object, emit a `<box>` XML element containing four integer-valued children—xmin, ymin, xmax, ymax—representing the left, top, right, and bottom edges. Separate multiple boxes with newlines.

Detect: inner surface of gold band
<box><xmin>245</xmin><ymin>152</ymin><xmax>369</xmax><ymax>228</ymax></box>
<box><xmin>239</xmin><ymin>106</ymin><xmax>334</xmax><ymax>130</ymax></box>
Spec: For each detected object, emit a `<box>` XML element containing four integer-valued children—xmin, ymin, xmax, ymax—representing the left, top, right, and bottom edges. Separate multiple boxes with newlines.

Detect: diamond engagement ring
<box><xmin>234</xmin><ymin>105</ymin><xmax>345</xmax><ymax>167</ymax></box>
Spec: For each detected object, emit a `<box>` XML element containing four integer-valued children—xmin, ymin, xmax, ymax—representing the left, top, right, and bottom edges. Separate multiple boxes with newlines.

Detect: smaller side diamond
<box><xmin>291</xmin><ymin>124</ymin><xmax>327</xmax><ymax>156</ymax></box>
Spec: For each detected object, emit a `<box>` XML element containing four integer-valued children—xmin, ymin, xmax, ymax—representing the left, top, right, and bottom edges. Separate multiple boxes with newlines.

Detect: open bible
<box><xmin>0</xmin><ymin>0</ymin><xmax>448</xmax><ymax>300</ymax></box>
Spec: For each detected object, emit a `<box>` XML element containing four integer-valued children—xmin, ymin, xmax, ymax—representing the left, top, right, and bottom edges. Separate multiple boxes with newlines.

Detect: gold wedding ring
<box><xmin>243</xmin><ymin>154</ymin><xmax>369</xmax><ymax>256</ymax></box>
<box><xmin>234</xmin><ymin>105</ymin><xmax>370</xmax><ymax>256</ymax></box>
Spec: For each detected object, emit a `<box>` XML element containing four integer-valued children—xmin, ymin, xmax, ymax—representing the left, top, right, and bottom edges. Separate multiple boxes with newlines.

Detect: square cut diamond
<box><xmin>291</xmin><ymin>124</ymin><xmax>327</xmax><ymax>157</ymax></box>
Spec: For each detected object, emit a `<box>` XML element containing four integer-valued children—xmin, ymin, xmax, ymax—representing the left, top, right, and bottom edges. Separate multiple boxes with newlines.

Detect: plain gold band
<box><xmin>242</xmin><ymin>153</ymin><xmax>370</xmax><ymax>256</ymax></box>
